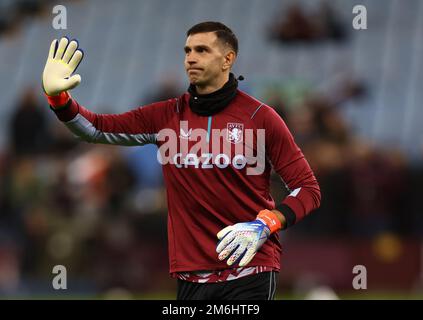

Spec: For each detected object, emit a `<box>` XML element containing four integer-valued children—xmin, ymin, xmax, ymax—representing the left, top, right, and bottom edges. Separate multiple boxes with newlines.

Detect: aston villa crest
<box><xmin>227</xmin><ymin>123</ymin><xmax>244</xmax><ymax>144</ymax></box>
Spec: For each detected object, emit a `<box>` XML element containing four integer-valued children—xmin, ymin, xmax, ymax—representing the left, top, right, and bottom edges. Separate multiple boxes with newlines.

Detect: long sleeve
<box><xmin>263</xmin><ymin>106</ymin><xmax>321</xmax><ymax>229</ymax></box>
<box><xmin>50</xmin><ymin>98</ymin><xmax>173</xmax><ymax>146</ymax></box>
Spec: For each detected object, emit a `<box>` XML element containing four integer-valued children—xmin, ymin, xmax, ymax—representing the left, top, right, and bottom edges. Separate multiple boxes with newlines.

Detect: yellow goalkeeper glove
<box><xmin>42</xmin><ymin>37</ymin><xmax>84</xmax><ymax>96</ymax></box>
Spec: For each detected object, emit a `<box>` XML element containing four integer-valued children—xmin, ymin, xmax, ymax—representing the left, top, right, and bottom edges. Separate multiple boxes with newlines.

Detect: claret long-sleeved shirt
<box><xmin>51</xmin><ymin>89</ymin><xmax>321</xmax><ymax>274</ymax></box>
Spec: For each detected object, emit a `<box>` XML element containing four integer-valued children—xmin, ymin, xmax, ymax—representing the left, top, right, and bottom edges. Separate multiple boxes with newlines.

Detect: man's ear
<box><xmin>222</xmin><ymin>51</ymin><xmax>236</xmax><ymax>71</ymax></box>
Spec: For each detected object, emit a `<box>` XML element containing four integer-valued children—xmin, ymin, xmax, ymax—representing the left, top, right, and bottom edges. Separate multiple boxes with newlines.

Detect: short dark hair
<box><xmin>186</xmin><ymin>21</ymin><xmax>238</xmax><ymax>54</ymax></box>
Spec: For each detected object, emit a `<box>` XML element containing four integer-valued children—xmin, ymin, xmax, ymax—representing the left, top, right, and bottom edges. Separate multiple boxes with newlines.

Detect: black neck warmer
<box><xmin>188</xmin><ymin>73</ymin><xmax>238</xmax><ymax>116</ymax></box>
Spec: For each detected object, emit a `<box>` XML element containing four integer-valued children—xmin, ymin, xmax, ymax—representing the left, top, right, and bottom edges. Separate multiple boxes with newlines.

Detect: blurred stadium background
<box><xmin>1</xmin><ymin>0</ymin><xmax>423</xmax><ymax>299</ymax></box>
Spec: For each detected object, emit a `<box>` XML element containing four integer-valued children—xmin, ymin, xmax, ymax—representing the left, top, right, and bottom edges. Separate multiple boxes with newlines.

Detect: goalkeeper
<box><xmin>42</xmin><ymin>21</ymin><xmax>320</xmax><ymax>300</ymax></box>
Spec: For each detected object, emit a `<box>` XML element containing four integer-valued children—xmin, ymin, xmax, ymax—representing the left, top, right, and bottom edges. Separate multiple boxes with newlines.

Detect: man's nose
<box><xmin>185</xmin><ymin>53</ymin><xmax>198</xmax><ymax>64</ymax></box>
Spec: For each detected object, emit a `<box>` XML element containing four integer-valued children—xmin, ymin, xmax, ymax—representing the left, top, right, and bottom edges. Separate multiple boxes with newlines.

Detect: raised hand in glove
<box><xmin>42</xmin><ymin>37</ymin><xmax>83</xmax><ymax>96</ymax></box>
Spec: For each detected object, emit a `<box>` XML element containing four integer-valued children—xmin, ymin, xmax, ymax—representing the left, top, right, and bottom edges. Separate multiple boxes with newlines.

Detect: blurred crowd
<box><xmin>263</xmin><ymin>1</ymin><xmax>423</xmax><ymax>240</ymax></box>
<box><xmin>268</xmin><ymin>1</ymin><xmax>348</xmax><ymax>44</ymax></box>
<box><xmin>266</xmin><ymin>79</ymin><xmax>423</xmax><ymax>238</ymax></box>
<box><xmin>0</xmin><ymin>86</ymin><xmax>170</xmax><ymax>296</ymax></box>
<box><xmin>0</xmin><ymin>0</ymin><xmax>64</xmax><ymax>37</ymax></box>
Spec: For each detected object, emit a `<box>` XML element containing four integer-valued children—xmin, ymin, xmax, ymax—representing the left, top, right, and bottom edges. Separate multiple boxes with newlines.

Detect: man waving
<box><xmin>42</xmin><ymin>21</ymin><xmax>321</xmax><ymax>300</ymax></box>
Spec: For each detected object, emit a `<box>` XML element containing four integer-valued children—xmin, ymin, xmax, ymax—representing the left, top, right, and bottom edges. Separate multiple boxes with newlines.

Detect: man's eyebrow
<box><xmin>184</xmin><ymin>45</ymin><xmax>211</xmax><ymax>51</ymax></box>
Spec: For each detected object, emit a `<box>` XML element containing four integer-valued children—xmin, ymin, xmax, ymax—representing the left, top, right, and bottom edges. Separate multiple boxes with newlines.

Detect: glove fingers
<box><xmin>217</xmin><ymin>225</ymin><xmax>233</xmax><ymax>240</ymax></box>
<box><xmin>48</xmin><ymin>39</ymin><xmax>58</xmax><ymax>59</ymax></box>
<box><xmin>55</xmin><ymin>37</ymin><xmax>69</xmax><ymax>60</ymax></box>
<box><xmin>68</xmin><ymin>50</ymin><xmax>84</xmax><ymax>72</ymax></box>
<box><xmin>218</xmin><ymin>240</ymin><xmax>239</xmax><ymax>261</ymax></box>
<box><xmin>64</xmin><ymin>74</ymin><xmax>81</xmax><ymax>91</ymax></box>
<box><xmin>238</xmin><ymin>247</ymin><xmax>256</xmax><ymax>267</ymax></box>
<box><xmin>216</xmin><ymin>229</ymin><xmax>235</xmax><ymax>254</ymax></box>
<box><xmin>226</xmin><ymin>245</ymin><xmax>247</xmax><ymax>266</ymax></box>
<box><xmin>62</xmin><ymin>40</ymin><xmax>79</xmax><ymax>64</ymax></box>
